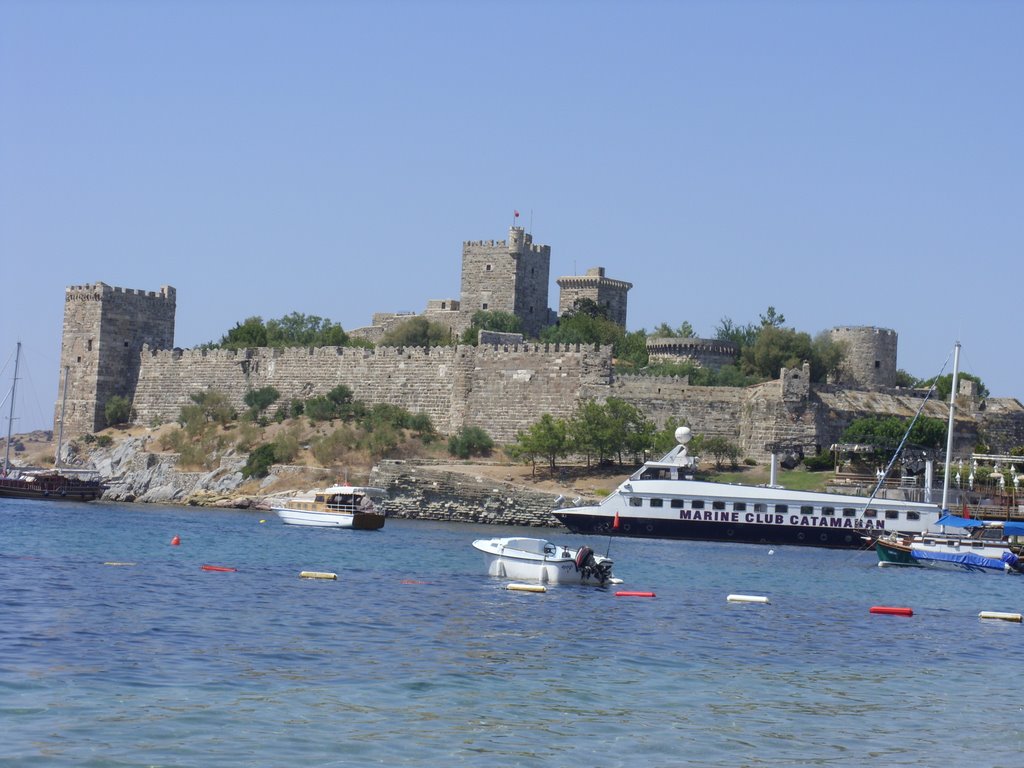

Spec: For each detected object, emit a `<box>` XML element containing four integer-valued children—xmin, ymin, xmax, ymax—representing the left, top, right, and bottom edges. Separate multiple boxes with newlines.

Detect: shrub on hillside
<box><xmin>447</xmin><ymin>426</ymin><xmax>494</xmax><ymax>459</ymax></box>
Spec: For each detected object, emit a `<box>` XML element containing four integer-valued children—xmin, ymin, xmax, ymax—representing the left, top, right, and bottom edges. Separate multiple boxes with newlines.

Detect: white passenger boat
<box><xmin>556</xmin><ymin>342</ymin><xmax>968</xmax><ymax>551</ymax></box>
<box><xmin>553</xmin><ymin>426</ymin><xmax>943</xmax><ymax>549</ymax></box>
<box><xmin>472</xmin><ymin>537</ymin><xmax>616</xmax><ymax>585</ymax></box>
<box><xmin>271</xmin><ymin>485</ymin><xmax>387</xmax><ymax>529</ymax></box>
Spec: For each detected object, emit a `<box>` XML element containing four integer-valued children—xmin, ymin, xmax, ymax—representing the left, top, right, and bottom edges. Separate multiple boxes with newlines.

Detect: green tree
<box><xmin>380</xmin><ymin>316</ymin><xmax>452</xmax><ymax>347</ymax></box>
<box><xmin>447</xmin><ymin>426</ymin><xmax>495</xmax><ymax>459</ymax></box>
<box><xmin>242</xmin><ymin>443</ymin><xmax>276</xmax><ymax>479</ymax></box>
<box><xmin>741</xmin><ymin>326</ymin><xmax>813</xmax><ymax>380</ymax></box>
<box><xmin>652</xmin><ymin>321</ymin><xmax>696</xmax><ymax>338</ymax></box>
<box><xmin>614</xmin><ymin>329</ymin><xmax>650</xmax><ymax>371</ymax></box>
<box><xmin>265</xmin><ymin>312</ymin><xmax>348</xmax><ymax>347</ymax></box>
<box><xmin>509</xmin><ymin>414</ymin><xmax>570</xmax><ymax>473</ymax></box>
<box><xmin>701</xmin><ymin>435</ymin><xmax>741</xmax><ymax>469</ymax></box>
<box><xmin>219</xmin><ymin>316</ymin><xmax>268</xmax><ymax>349</ymax></box>
<box><xmin>921</xmin><ymin>372</ymin><xmax>989</xmax><ymax>400</ymax></box>
<box><xmin>243</xmin><ymin>386</ymin><xmax>280</xmax><ymax>417</ymax></box>
<box><xmin>104</xmin><ymin>395</ymin><xmax>133</xmax><ymax>426</ymax></box>
<box><xmin>809</xmin><ymin>332</ymin><xmax>847</xmax><ymax>384</ymax></box>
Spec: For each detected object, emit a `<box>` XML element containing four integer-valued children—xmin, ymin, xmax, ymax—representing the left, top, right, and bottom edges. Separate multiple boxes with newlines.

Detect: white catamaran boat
<box><xmin>271</xmin><ymin>485</ymin><xmax>388</xmax><ymax>529</ymax></box>
<box><xmin>556</xmin><ymin>341</ymin><xmax>977</xmax><ymax>551</ymax></box>
<box><xmin>472</xmin><ymin>537</ymin><xmax>616</xmax><ymax>585</ymax></box>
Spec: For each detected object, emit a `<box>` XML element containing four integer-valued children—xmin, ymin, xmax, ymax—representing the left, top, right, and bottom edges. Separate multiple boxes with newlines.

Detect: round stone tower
<box><xmin>828</xmin><ymin>326</ymin><xmax>897</xmax><ymax>390</ymax></box>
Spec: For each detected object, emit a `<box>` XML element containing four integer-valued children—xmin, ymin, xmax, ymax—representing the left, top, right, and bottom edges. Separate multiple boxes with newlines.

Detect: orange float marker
<box><xmin>615</xmin><ymin>591</ymin><xmax>655</xmax><ymax>598</ymax></box>
<box><xmin>870</xmin><ymin>605</ymin><xmax>913</xmax><ymax>617</ymax></box>
<box><xmin>200</xmin><ymin>564</ymin><xmax>237</xmax><ymax>572</ymax></box>
<box><xmin>170</xmin><ymin>535</ymin><xmax>181</xmax><ymax>546</ymax></box>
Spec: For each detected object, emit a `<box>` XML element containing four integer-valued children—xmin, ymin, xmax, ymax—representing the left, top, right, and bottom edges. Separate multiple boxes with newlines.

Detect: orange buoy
<box><xmin>615</xmin><ymin>591</ymin><xmax>655</xmax><ymax>598</ymax></box>
<box><xmin>170</xmin><ymin>535</ymin><xmax>181</xmax><ymax>546</ymax></box>
<box><xmin>200</xmin><ymin>564</ymin><xmax>237</xmax><ymax>572</ymax></box>
<box><xmin>870</xmin><ymin>605</ymin><xmax>913</xmax><ymax>617</ymax></box>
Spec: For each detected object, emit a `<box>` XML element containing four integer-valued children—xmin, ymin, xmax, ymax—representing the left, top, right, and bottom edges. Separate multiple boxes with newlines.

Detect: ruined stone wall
<box><xmin>58</xmin><ymin>283</ymin><xmax>176</xmax><ymax>436</ymax></box>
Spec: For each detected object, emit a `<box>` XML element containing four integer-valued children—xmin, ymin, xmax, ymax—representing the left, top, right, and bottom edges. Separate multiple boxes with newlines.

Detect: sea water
<box><xmin>2</xmin><ymin>499</ymin><xmax>1022</xmax><ymax>767</ymax></box>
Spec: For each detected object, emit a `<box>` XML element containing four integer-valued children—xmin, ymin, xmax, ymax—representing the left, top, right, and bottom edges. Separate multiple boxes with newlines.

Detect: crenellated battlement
<box><xmin>65</xmin><ymin>283</ymin><xmax>175</xmax><ymax>303</ymax></box>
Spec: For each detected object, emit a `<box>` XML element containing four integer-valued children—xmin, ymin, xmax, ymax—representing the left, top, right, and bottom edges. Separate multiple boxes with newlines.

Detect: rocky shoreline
<box><xmin>87</xmin><ymin>438</ymin><xmax>580</xmax><ymax>527</ymax></box>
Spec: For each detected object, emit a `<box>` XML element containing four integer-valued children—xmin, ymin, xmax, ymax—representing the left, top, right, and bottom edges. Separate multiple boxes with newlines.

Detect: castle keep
<box><xmin>57</xmin><ymin>283</ymin><xmax>176</xmax><ymax>437</ymax></box>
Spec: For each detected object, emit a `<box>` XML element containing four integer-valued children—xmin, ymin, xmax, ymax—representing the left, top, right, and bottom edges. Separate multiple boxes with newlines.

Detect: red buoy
<box><xmin>170</xmin><ymin>535</ymin><xmax>181</xmax><ymax>546</ymax></box>
<box><xmin>200</xmin><ymin>564</ymin><xmax>237</xmax><ymax>572</ymax></box>
<box><xmin>615</xmin><ymin>591</ymin><xmax>656</xmax><ymax>598</ymax></box>
<box><xmin>870</xmin><ymin>605</ymin><xmax>913</xmax><ymax>617</ymax></box>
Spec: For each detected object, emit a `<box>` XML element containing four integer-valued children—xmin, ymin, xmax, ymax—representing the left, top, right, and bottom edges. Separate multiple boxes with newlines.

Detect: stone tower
<box><xmin>56</xmin><ymin>282</ymin><xmax>176</xmax><ymax>436</ymax></box>
<box><xmin>459</xmin><ymin>226</ymin><xmax>551</xmax><ymax>337</ymax></box>
<box><xmin>556</xmin><ymin>267</ymin><xmax>633</xmax><ymax>327</ymax></box>
<box><xmin>828</xmin><ymin>326</ymin><xmax>897</xmax><ymax>390</ymax></box>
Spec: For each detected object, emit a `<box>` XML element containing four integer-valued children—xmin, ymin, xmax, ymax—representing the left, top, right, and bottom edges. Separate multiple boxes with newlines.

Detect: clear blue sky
<box><xmin>2</xmin><ymin>0</ymin><xmax>1021</xmax><ymax>433</ymax></box>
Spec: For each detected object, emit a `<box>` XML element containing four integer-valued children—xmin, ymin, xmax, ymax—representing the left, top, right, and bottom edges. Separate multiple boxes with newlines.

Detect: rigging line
<box><xmin>851</xmin><ymin>347</ymin><xmax>955</xmax><ymax>556</ymax></box>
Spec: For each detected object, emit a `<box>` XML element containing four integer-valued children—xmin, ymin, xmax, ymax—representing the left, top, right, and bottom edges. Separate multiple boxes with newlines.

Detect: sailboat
<box><xmin>0</xmin><ymin>343</ymin><xmax>104</xmax><ymax>502</ymax></box>
<box><xmin>872</xmin><ymin>342</ymin><xmax>1024</xmax><ymax>573</ymax></box>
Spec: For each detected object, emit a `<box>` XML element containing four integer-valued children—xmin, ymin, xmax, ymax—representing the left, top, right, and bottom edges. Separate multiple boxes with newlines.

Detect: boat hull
<box><xmin>874</xmin><ymin>539</ymin><xmax>920</xmax><ymax>567</ymax></box>
<box><xmin>472</xmin><ymin>538</ymin><xmax>613</xmax><ymax>585</ymax></box>
<box><xmin>554</xmin><ymin>511</ymin><xmax>882</xmax><ymax>549</ymax></box>
<box><xmin>273</xmin><ymin>508</ymin><xmax>385</xmax><ymax>530</ymax></box>
<box><xmin>0</xmin><ymin>477</ymin><xmax>103</xmax><ymax>502</ymax></box>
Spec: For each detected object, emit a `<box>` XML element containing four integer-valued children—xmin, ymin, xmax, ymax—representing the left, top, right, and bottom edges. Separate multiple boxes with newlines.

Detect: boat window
<box><xmin>863</xmin><ymin>509</ymin><xmax>877</xmax><ymax>518</ymax></box>
<box><xmin>753</xmin><ymin>503</ymin><xmax>765</xmax><ymax>513</ymax></box>
<box><xmin>629</xmin><ymin>497</ymin><xmax>643</xmax><ymax>507</ymax></box>
<box><xmin>692</xmin><ymin>500</ymin><xmax>705</xmax><ymax>510</ymax></box>
<box><xmin>733</xmin><ymin>502</ymin><xmax>746</xmax><ymax>512</ymax></box>
<box><xmin>671</xmin><ymin>499</ymin><xmax>685</xmax><ymax>509</ymax></box>
<box><xmin>907</xmin><ymin>512</ymin><xmax>919</xmax><ymax>521</ymax></box>
<box><xmin>800</xmin><ymin>505</ymin><xmax>813</xmax><ymax>515</ymax></box>
<box><xmin>885</xmin><ymin>510</ymin><xmax>899</xmax><ymax>520</ymax></box>
<box><xmin>972</xmin><ymin>542</ymin><xmax>985</xmax><ymax>549</ymax></box>
<box><xmin>712</xmin><ymin>501</ymin><xmax>725</xmax><ymax>511</ymax></box>
<box><xmin>843</xmin><ymin>508</ymin><xmax>856</xmax><ymax>517</ymax></box>
<box><xmin>650</xmin><ymin>498</ymin><xmax>663</xmax><ymax>508</ymax></box>
<box><xmin>315</xmin><ymin>495</ymin><xmax>325</xmax><ymax>503</ymax></box>
<box><xmin>775</xmin><ymin>504</ymin><xmax>788</xmax><ymax>515</ymax></box>
<box><xmin>822</xmin><ymin>507</ymin><xmax>835</xmax><ymax>517</ymax></box>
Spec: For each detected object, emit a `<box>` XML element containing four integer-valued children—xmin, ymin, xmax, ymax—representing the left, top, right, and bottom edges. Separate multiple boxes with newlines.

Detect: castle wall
<box><xmin>131</xmin><ymin>342</ymin><xmax>613</xmax><ymax>443</ymax></box>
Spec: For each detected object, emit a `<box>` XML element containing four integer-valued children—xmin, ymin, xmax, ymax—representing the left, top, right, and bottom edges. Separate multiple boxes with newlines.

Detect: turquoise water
<box><xmin>2</xmin><ymin>499</ymin><xmax>1022</xmax><ymax>767</ymax></box>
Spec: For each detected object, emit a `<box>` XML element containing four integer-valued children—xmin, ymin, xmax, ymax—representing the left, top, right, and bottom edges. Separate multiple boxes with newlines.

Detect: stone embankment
<box><xmin>369</xmin><ymin>460</ymin><xmax>579</xmax><ymax>527</ymax></box>
<box><xmin>87</xmin><ymin>440</ymin><xmax>575</xmax><ymax>526</ymax></box>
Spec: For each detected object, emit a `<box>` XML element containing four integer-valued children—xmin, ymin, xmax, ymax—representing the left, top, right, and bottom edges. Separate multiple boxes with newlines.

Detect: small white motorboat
<box><xmin>472</xmin><ymin>537</ymin><xmax>616</xmax><ymax>585</ymax></box>
<box><xmin>271</xmin><ymin>485</ymin><xmax>387</xmax><ymax>529</ymax></box>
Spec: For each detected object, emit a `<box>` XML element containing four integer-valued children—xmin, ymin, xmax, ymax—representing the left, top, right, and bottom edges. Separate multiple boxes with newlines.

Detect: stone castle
<box><xmin>55</xmin><ymin>227</ymin><xmax>1024</xmax><ymax>461</ymax></box>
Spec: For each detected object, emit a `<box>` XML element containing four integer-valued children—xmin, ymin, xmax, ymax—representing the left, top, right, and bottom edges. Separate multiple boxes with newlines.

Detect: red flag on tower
<box><xmin>514</xmin><ymin>210</ymin><xmax>520</xmax><ymax>218</ymax></box>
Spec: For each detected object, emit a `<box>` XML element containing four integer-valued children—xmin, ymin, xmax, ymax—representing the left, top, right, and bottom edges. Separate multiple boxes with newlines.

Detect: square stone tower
<box><xmin>56</xmin><ymin>282</ymin><xmax>176</xmax><ymax>436</ymax></box>
<box><xmin>556</xmin><ymin>266</ymin><xmax>632</xmax><ymax>327</ymax></box>
<box><xmin>459</xmin><ymin>226</ymin><xmax>551</xmax><ymax>337</ymax></box>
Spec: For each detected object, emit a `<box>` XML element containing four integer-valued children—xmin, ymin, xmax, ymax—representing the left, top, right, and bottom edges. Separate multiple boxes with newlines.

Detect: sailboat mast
<box><xmin>3</xmin><ymin>342</ymin><xmax>20</xmax><ymax>475</ymax></box>
<box><xmin>56</xmin><ymin>365</ymin><xmax>70</xmax><ymax>467</ymax></box>
<box><xmin>940</xmin><ymin>341</ymin><xmax>961</xmax><ymax>513</ymax></box>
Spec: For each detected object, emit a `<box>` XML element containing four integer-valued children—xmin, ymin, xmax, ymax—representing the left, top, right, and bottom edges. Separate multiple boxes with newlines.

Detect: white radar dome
<box><xmin>674</xmin><ymin>426</ymin><xmax>692</xmax><ymax>444</ymax></box>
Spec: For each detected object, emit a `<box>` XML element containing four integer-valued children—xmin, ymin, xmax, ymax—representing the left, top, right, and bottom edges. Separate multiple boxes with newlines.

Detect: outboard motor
<box><xmin>574</xmin><ymin>545</ymin><xmax>614</xmax><ymax>585</ymax></box>
<box><xmin>1001</xmin><ymin>551</ymin><xmax>1024</xmax><ymax>574</ymax></box>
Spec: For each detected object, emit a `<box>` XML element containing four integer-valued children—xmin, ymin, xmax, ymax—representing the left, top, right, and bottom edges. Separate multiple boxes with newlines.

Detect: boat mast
<box><xmin>3</xmin><ymin>342</ymin><xmax>20</xmax><ymax>476</ymax></box>
<box><xmin>55</xmin><ymin>365</ymin><xmax>70</xmax><ymax>467</ymax></box>
<box><xmin>940</xmin><ymin>341</ymin><xmax>961</xmax><ymax>513</ymax></box>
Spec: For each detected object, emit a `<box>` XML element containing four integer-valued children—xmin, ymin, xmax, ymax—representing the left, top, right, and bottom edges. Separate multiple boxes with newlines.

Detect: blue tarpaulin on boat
<box><xmin>937</xmin><ymin>515</ymin><xmax>1024</xmax><ymax>537</ymax></box>
<box><xmin>910</xmin><ymin>548</ymin><xmax>1008</xmax><ymax>572</ymax></box>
